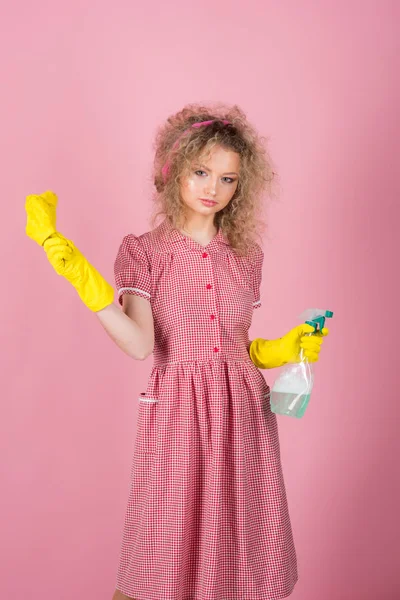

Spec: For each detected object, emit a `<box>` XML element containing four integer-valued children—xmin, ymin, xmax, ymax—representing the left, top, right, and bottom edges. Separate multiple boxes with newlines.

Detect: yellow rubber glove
<box><xmin>25</xmin><ymin>190</ymin><xmax>57</xmax><ymax>246</ymax></box>
<box><xmin>249</xmin><ymin>324</ymin><xmax>329</xmax><ymax>369</ymax></box>
<box><xmin>25</xmin><ymin>191</ymin><xmax>114</xmax><ymax>312</ymax></box>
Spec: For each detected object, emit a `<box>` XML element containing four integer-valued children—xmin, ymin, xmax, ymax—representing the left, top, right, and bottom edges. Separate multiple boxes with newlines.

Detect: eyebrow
<box><xmin>196</xmin><ymin>163</ymin><xmax>238</xmax><ymax>176</ymax></box>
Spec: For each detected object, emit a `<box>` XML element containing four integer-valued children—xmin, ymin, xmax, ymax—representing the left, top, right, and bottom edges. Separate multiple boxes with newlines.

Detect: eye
<box><xmin>195</xmin><ymin>170</ymin><xmax>235</xmax><ymax>184</ymax></box>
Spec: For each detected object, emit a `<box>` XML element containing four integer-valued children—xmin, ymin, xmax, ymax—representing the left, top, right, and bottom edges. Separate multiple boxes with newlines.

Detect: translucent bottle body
<box><xmin>270</xmin><ymin>350</ymin><xmax>314</xmax><ymax>418</ymax></box>
<box><xmin>269</xmin><ymin>308</ymin><xmax>332</xmax><ymax>419</ymax></box>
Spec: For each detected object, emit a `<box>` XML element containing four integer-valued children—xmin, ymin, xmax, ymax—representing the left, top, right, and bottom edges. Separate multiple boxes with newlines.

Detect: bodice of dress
<box><xmin>114</xmin><ymin>217</ymin><xmax>264</xmax><ymax>366</ymax></box>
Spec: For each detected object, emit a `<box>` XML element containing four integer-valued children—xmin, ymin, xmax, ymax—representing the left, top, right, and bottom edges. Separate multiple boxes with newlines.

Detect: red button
<box><xmin>213</xmin><ymin>346</ymin><xmax>219</xmax><ymax>352</ymax></box>
<box><xmin>202</xmin><ymin>252</ymin><xmax>208</xmax><ymax>258</ymax></box>
<box><xmin>206</xmin><ymin>283</ymin><xmax>212</xmax><ymax>289</ymax></box>
<box><xmin>210</xmin><ymin>314</ymin><xmax>215</xmax><ymax>320</ymax></box>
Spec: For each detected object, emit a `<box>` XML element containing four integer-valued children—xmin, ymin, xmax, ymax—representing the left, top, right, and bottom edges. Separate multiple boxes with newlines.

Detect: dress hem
<box><xmin>115</xmin><ymin>576</ymin><xmax>298</xmax><ymax>600</ymax></box>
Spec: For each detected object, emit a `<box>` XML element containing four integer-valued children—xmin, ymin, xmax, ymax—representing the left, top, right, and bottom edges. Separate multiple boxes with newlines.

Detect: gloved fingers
<box><xmin>301</xmin><ymin>344</ymin><xmax>322</xmax><ymax>357</ymax></box>
<box><xmin>43</xmin><ymin>234</ymin><xmax>74</xmax><ymax>251</ymax></box>
<box><xmin>303</xmin><ymin>348</ymin><xmax>320</xmax><ymax>358</ymax></box>
<box><xmin>303</xmin><ymin>328</ymin><xmax>329</xmax><ymax>343</ymax></box>
<box><xmin>297</xmin><ymin>324</ymin><xmax>315</xmax><ymax>336</ymax></box>
<box><xmin>39</xmin><ymin>190</ymin><xmax>58</xmax><ymax>206</ymax></box>
<box><xmin>25</xmin><ymin>191</ymin><xmax>59</xmax><ymax>246</ymax></box>
<box><xmin>302</xmin><ymin>343</ymin><xmax>321</xmax><ymax>355</ymax></box>
<box><xmin>25</xmin><ymin>195</ymin><xmax>55</xmax><ymax>220</ymax></box>
<box><xmin>306</xmin><ymin>353</ymin><xmax>319</xmax><ymax>362</ymax></box>
<box><xmin>43</xmin><ymin>236</ymin><xmax>67</xmax><ymax>249</ymax></box>
<box><xmin>310</xmin><ymin>327</ymin><xmax>329</xmax><ymax>338</ymax></box>
<box><xmin>46</xmin><ymin>246</ymin><xmax>73</xmax><ymax>263</ymax></box>
<box><xmin>25</xmin><ymin>190</ymin><xmax>58</xmax><ymax>209</ymax></box>
<box><xmin>44</xmin><ymin>236</ymin><xmax>74</xmax><ymax>260</ymax></box>
<box><xmin>294</xmin><ymin>350</ymin><xmax>319</xmax><ymax>363</ymax></box>
<box><xmin>300</xmin><ymin>334</ymin><xmax>323</xmax><ymax>346</ymax></box>
<box><xmin>297</xmin><ymin>325</ymin><xmax>329</xmax><ymax>338</ymax></box>
<box><xmin>300</xmin><ymin>343</ymin><xmax>322</xmax><ymax>356</ymax></box>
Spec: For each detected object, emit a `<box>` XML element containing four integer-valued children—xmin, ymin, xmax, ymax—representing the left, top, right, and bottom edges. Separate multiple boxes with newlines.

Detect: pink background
<box><xmin>1</xmin><ymin>1</ymin><xmax>399</xmax><ymax>599</ymax></box>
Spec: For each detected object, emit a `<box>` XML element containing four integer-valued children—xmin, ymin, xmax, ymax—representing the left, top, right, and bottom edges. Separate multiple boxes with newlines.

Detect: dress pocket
<box><xmin>261</xmin><ymin>387</ymin><xmax>272</xmax><ymax>418</ymax></box>
<box><xmin>134</xmin><ymin>392</ymin><xmax>159</xmax><ymax>455</ymax></box>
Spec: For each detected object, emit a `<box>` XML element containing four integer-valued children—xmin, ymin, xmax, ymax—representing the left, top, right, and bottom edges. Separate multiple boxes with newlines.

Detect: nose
<box><xmin>205</xmin><ymin>179</ymin><xmax>217</xmax><ymax>196</ymax></box>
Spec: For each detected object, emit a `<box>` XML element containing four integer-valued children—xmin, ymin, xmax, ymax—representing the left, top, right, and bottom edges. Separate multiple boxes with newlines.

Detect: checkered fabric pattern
<box><xmin>113</xmin><ymin>217</ymin><xmax>298</xmax><ymax>600</ymax></box>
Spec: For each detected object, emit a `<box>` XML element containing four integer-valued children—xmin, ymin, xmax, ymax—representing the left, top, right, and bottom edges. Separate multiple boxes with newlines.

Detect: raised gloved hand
<box><xmin>25</xmin><ymin>191</ymin><xmax>114</xmax><ymax>312</ymax></box>
<box><xmin>249</xmin><ymin>324</ymin><xmax>329</xmax><ymax>369</ymax></box>
<box><xmin>25</xmin><ymin>190</ymin><xmax>57</xmax><ymax>246</ymax></box>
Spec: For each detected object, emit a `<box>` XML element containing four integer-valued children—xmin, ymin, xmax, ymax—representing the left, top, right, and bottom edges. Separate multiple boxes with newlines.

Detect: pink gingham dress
<box><xmin>113</xmin><ymin>217</ymin><xmax>298</xmax><ymax>600</ymax></box>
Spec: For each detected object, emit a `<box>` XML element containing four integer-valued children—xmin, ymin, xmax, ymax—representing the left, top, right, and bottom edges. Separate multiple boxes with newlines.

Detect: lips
<box><xmin>200</xmin><ymin>198</ymin><xmax>217</xmax><ymax>206</ymax></box>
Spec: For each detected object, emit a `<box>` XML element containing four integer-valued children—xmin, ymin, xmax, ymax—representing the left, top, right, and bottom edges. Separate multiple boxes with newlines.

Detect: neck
<box><xmin>179</xmin><ymin>215</ymin><xmax>218</xmax><ymax>237</ymax></box>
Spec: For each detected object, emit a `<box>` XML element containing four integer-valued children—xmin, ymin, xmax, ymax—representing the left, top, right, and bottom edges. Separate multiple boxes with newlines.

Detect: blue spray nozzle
<box><xmin>300</xmin><ymin>309</ymin><xmax>334</xmax><ymax>332</ymax></box>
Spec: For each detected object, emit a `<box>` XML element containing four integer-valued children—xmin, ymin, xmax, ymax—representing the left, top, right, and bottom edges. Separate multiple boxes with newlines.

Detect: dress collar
<box><xmin>157</xmin><ymin>216</ymin><xmax>230</xmax><ymax>251</ymax></box>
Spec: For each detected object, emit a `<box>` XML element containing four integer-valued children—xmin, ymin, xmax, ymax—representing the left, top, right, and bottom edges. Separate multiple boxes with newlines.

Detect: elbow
<box><xmin>133</xmin><ymin>328</ymin><xmax>154</xmax><ymax>361</ymax></box>
<box><xmin>131</xmin><ymin>350</ymin><xmax>151</xmax><ymax>361</ymax></box>
<box><xmin>137</xmin><ymin>341</ymin><xmax>154</xmax><ymax>361</ymax></box>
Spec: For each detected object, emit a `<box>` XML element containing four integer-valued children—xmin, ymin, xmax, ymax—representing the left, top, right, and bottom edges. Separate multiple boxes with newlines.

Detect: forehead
<box><xmin>194</xmin><ymin>145</ymin><xmax>240</xmax><ymax>169</ymax></box>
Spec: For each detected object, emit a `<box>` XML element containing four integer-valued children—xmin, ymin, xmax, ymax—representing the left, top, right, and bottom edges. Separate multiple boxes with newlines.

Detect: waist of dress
<box><xmin>152</xmin><ymin>357</ymin><xmax>255</xmax><ymax>368</ymax></box>
<box><xmin>152</xmin><ymin>343</ymin><xmax>254</xmax><ymax>367</ymax></box>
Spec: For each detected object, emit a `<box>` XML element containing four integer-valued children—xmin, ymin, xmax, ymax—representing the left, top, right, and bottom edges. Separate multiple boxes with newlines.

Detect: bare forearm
<box><xmin>95</xmin><ymin>302</ymin><xmax>152</xmax><ymax>360</ymax></box>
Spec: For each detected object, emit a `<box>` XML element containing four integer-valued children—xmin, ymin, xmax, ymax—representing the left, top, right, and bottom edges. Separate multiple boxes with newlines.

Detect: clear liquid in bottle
<box><xmin>270</xmin><ymin>390</ymin><xmax>311</xmax><ymax>418</ymax></box>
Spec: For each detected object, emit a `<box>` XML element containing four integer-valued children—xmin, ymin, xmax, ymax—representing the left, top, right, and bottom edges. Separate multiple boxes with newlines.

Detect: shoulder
<box><xmin>250</xmin><ymin>241</ymin><xmax>264</xmax><ymax>259</ymax></box>
<box><xmin>135</xmin><ymin>220</ymin><xmax>172</xmax><ymax>254</ymax></box>
<box><xmin>115</xmin><ymin>232</ymin><xmax>151</xmax><ymax>268</ymax></box>
<box><xmin>236</xmin><ymin>241</ymin><xmax>264</xmax><ymax>265</ymax></box>
<box><xmin>116</xmin><ymin>222</ymin><xmax>166</xmax><ymax>263</ymax></box>
<box><xmin>117</xmin><ymin>232</ymin><xmax>146</xmax><ymax>253</ymax></box>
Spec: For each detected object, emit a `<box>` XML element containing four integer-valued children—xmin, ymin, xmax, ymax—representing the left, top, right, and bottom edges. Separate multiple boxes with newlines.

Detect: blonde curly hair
<box><xmin>149</xmin><ymin>102</ymin><xmax>280</xmax><ymax>255</ymax></box>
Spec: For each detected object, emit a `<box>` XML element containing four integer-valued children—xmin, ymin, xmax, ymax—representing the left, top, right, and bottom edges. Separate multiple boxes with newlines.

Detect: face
<box><xmin>179</xmin><ymin>145</ymin><xmax>240</xmax><ymax>225</ymax></box>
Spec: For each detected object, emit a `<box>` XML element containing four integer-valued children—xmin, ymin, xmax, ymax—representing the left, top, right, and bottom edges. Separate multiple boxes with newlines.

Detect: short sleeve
<box><xmin>251</xmin><ymin>244</ymin><xmax>264</xmax><ymax>309</ymax></box>
<box><xmin>114</xmin><ymin>234</ymin><xmax>151</xmax><ymax>305</ymax></box>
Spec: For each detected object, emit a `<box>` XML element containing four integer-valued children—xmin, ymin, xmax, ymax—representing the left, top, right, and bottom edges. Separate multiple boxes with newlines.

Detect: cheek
<box><xmin>224</xmin><ymin>182</ymin><xmax>238</xmax><ymax>200</ymax></box>
<box><xmin>184</xmin><ymin>176</ymin><xmax>202</xmax><ymax>194</ymax></box>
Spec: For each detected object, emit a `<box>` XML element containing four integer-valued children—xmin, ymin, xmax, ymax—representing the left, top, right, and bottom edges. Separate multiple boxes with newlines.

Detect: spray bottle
<box><xmin>270</xmin><ymin>308</ymin><xmax>333</xmax><ymax>418</ymax></box>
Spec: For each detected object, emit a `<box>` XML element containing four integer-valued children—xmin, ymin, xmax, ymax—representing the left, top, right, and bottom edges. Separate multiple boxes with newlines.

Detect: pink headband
<box><xmin>161</xmin><ymin>119</ymin><xmax>231</xmax><ymax>183</ymax></box>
